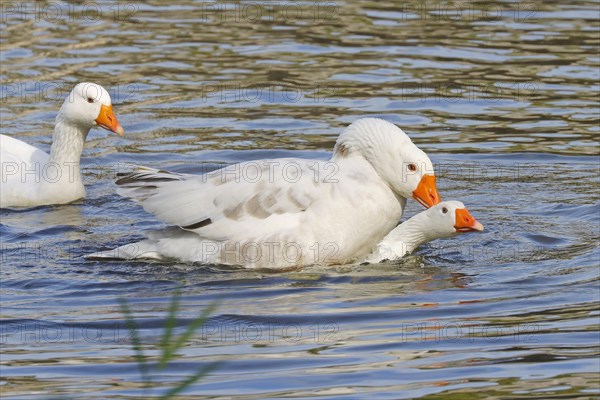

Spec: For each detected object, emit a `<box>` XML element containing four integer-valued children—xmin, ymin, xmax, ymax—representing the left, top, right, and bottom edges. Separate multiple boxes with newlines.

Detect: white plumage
<box><xmin>90</xmin><ymin>118</ymin><xmax>441</xmax><ymax>269</ymax></box>
<box><xmin>0</xmin><ymin>83</ymin><xmax>124</xmax><ymax>208</ymax></box>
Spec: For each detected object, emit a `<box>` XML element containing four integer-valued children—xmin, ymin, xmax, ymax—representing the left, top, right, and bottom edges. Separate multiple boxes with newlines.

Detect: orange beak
<box><xmin>412</xmin><ymin>174</ymin><xmax>441</xmax><ymax>208</ymax></box>
<box><xmin>95</xmin><ymin>104</ymin><xmax>124</xmax><ymax>137</ymax></box>
<box><xmin>454</xmin><ymin>208</ymin><xmax>484</xmax><ymax>232</ymax></box>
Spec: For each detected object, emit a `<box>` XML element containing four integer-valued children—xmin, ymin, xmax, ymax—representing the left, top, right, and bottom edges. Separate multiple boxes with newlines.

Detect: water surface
<box><xmin>1</xmin><ymin>1</ymin><xmax>599</xmax><ymax>398</ymax></box>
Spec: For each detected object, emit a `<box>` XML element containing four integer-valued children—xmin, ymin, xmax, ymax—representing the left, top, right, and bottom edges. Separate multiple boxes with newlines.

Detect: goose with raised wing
<box><xmin>364</xmin><ymin>201</ymin><xmax>484</xmax><ymax>263</ymax></box>
<box><xmin>0</xmin><ymin>83</ymin><xmax>124</xmax><ymax>208</ymax></box>
<box><xmin>90</xmin><ymin>118</ymin><xmax>441</xmax><ymax>268</ymax></box>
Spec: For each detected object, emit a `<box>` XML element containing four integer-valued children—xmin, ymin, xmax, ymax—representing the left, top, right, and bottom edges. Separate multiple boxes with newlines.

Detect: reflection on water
<box><xmin>2</xmin><ymin>0</ymin><xmax>599</xmax><ymax>156</ymax></box>
<box><xmin>1</xmin><ymin>1</ymin><xmax>599</xmax><ymax>398</ymax></box>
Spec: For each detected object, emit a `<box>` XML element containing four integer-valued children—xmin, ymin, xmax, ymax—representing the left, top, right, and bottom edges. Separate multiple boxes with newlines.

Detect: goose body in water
<box><xmin>0</xmin><ymin>83</ymin><xmax>124</xmax><ymax>208</ymax></box>
<box><xmin>90</xmin><ymin>118</ymin><xmax>441</xmax><ymax>268</ymax></box>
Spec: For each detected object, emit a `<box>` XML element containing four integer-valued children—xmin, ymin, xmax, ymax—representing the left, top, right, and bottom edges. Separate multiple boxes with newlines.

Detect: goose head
<box><xmin>59</xmin><ymin>82</ymin><xmax>124</xmax><ymax>136</ymax></box>
<box><xmin>365</xmin><ymin>200</ymin><xmax>484</xmax><ymax>263</ymax></box>
<box><xmin>422</xmin><ymin>201</ymin><xmax>484</xmax><ymax>238</ymax></box>
<box><xmin>334</xmin><ymin>118</ymin><xmax>440</xmax><ymax>207</ymax></box>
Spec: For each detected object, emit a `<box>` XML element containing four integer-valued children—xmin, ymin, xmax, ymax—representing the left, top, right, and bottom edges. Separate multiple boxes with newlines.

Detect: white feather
<box><xmin>93</xmin><ymin>118</ymin><xmax>436</xmax><ymax>269</ymax></box>
<box><xmin>1</xmin><ymin>83</ymin><xmax>122</xmax><ymax>208</ymax></box>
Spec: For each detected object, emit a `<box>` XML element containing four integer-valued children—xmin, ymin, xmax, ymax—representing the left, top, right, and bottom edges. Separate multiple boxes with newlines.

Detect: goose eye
<box><xmin>407</xmin><ymin>163</ymin><xmax>417</xmax><ymax>172</ymax></box>
<box><xmin>87</xmin><ymin>97</ymin><xmax>94</xmax><ymax>103</ymax></box>
<box><xmin>442</xmin><ymin>207</ymin><xmax>448</xmax><ymax>214</ymax></box>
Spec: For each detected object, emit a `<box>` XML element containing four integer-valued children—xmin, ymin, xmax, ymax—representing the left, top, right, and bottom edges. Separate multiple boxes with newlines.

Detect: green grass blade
<box><xmin>118</xmin><ymin>298</ymin><xmax>151</xmax><ymax>386</ymax></box>
<box><xmin>158</xmin><ymin>362</ymin><xmax>221</xmax><ymax>400</ymax></box>
<box><xmin>166</xmin><ymin>302</ymin><xmax>218</xmax><ymax>359</ymax></box>
<box><xmin>119</xmin><ymin>293</ymin><xmax>220</xmax><ymax>398</ymax></box>
<box><xmin>158</xmin><ymin>290</ymin><xmax>181</xmax><ymax>369</ymax></box>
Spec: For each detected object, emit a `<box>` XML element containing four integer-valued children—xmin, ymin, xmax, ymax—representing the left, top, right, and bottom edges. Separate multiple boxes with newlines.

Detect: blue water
<box><xmin>1</xmin><ymin>1</ymin><xmax>599</xmax><ymax>398</ymax></box>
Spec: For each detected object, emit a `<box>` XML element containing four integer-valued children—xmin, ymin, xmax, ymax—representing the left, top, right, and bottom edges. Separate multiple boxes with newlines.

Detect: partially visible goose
<box><xmin>0</xmin><ymin>83</ymin><xmax>124</xmax><ymax>208</ymax></box>
<box><xmin>89</xmin><ymin>118</ymin><xmax>441</xmax><ymax>268</ymax></box>
<box><xmin>364</xmin><ymin>201</ymin><xmax>484</xmax><ymax>263</ymax></box>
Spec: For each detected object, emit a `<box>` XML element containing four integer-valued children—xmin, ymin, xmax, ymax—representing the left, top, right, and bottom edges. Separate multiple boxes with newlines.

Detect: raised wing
<box><xmin>116</xmin><ymin>159</ymin><xmax>337</xmax><ymax>241</ymax></box>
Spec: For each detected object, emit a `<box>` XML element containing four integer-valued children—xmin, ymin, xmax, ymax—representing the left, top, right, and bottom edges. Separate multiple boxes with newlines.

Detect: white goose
<box><xmin>90</xmin><ymin>118</ymin><xmax>440</xmax><ymax>268</ymax></box>
<box><xmin>364</xmin><ymin>201</ymin><xmax>484</xmax><ymax>263</ymax></box>
<box><xmin>0</xmin><ymin>83</ymin><xmax>124</xmax><ymax>208</ymax></box>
